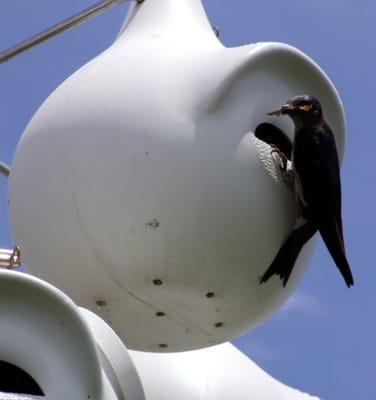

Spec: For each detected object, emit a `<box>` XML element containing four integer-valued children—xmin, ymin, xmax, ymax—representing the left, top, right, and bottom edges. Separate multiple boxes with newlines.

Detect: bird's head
<box><xmin>267</xmin><ymin>95</ymin><xmax>323</xmax><ymax>126</ymax></box>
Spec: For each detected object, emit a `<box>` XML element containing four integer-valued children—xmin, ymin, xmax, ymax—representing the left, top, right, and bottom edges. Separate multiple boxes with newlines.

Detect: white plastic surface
<box><xmin>0</xmin><ymin>395</ymin><xmax>44</xmax><ymax>400</ymax></box>
<box><xmin>0</xmin><ymin>270</ymin><xmax>103</xmax><ymax>399</ymax></box>
<box><xmin>80</xmin><ymin>308</ymin><xmax>320</xmax><ymax>399</ymax></box>
<box><xmin>0</xmin><ymin>396</ymin><xmax>44</xmax><ymax>400</ymax></box>
<box><xmin>9</xmin><ymin>0</ymin><xmax>345</xmax><ymax>351</ymax></box>
<box><xmin>128</xmin><ymin>343</ymin><xmax>320</xmax><ymax>400</ymax></box>
<box><xmin>80</xmin><ymin>308</ymin><xmax>145</xmax><ymax>400</ymax></box>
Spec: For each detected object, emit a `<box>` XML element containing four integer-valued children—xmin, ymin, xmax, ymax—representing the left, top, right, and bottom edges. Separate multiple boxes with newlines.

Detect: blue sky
<box><xmin>0</xmin><ymin>1</ymin><xmax>374</xmax><ymax>399</ymax></box>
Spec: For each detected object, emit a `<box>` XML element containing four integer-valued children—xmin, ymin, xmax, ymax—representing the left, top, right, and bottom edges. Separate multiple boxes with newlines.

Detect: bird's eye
<box><xmin>298</xmin><ymin>104</ymin><xmax>313</xmax><ymax>112</ymax></box>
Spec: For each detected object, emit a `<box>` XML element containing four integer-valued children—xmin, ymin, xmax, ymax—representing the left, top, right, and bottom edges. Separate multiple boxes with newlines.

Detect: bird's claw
<box><xmin>270</xmin><ymin>145</ymin><xmax>295</xmax><ymax>188</ymax></box>
<box><xmin>270</xmin><ymin>144</ymin><xmax>288</xmax><ymax>172</ymax></box>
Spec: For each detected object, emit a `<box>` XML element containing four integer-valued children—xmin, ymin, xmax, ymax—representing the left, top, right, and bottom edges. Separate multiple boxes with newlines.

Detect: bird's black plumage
<box><xmin>260</xmin><ymin>95</ymin><xmax>353</xmax><ymax>287</ymax></box>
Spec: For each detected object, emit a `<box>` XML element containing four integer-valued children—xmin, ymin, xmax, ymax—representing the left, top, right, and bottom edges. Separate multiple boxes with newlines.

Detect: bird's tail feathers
<box><xmin>319</xmin><ymin>220</ymin><xmax>354</xmax><ymax>287</ymax></box>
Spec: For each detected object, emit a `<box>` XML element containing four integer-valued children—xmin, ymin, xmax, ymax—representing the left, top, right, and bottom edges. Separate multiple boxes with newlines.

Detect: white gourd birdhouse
<box><xmin>0</xmin><ymin>270</ymin><xmax>319</xmax><ymax>399</ymax></box>
<box><xmin>8</xmin><ymin>0</ymin><xmax>345</xmax><ymax>352</ymax></box>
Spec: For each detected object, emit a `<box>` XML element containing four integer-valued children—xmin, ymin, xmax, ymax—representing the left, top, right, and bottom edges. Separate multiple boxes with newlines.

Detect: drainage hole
<box><xmin>156</xmin><ymin>311</ymin><xmax>166</xmax><ymax>317</ymax></box>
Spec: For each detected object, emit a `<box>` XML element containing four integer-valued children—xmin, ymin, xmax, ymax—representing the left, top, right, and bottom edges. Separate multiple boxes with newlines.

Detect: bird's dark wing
<box><xmin>260</xmin><ymin>214</ymin><xmax>317</xmax><ymax>286</ymax></box>
<box><xmin>254</xmin><ymin>123</ymin><xmax>292</xmax><ymax>159</ymax></box>
<box><xmin>294</xmin><ymin>123</ymin><xmax>352</xmax><ymax>286</ymax></box>
<box><xmin>293</xmin><ymin>123</ymin><xmax>342</xmax><ymax>220</ymax></box>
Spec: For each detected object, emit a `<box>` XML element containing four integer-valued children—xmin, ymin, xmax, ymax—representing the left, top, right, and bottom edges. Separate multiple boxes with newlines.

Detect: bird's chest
<box><xmin>292</xmin><ymin>130</ymin><xmax>323</xmax><ymax>207</ymax></box>
<box><xmin>292</xmin><ymin>131</ymin><xmax>321</xmax><ymax>175</ymax></box>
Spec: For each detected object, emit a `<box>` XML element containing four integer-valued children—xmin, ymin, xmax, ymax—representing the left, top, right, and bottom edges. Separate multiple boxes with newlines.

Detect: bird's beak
<box><xmin>267</xmin><ymin>103</ymin><xmax>293</xmax><ymax>116</ymax></box>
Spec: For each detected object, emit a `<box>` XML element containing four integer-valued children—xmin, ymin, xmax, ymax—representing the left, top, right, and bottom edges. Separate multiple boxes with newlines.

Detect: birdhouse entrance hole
<box><xmin>0</xmin><ymin>360</ymin><xmax>44</xmax><ymax>397</ymax></box>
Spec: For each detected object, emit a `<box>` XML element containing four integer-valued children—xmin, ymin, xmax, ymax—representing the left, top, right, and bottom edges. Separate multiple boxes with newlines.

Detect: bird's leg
<box><xmin>270</xmin><ymin>144</ymin><xmax>287</xmax><ymax>169</ymax></box>
<box><xmin>270</xmin><ymin>144</ymin><xmax>295</xmax><ymax>188</ymax></box>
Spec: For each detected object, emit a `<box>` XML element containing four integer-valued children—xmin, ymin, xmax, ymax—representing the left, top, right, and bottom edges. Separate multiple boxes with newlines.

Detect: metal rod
<box><xmin>0</xmin><ymin>161</ymin><xmax>10</xmax><ymax>177</ymax></box>
<box><xmin>0</xmin><ymin>0</ymin><xmax>143</xmax><ymax>64</ymax></box>
<box><xmin>0</xmin><ymin>247</ymin><xmax>20</xmax><ymax>269</ymax></box>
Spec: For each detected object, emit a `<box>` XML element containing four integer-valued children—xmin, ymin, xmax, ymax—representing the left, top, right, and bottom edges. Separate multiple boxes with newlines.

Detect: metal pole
<box><xmin>0</xmin><ymin>0</ymin><xmax>143</xmax><ymax>64</ymax></box>
<box><xmin>0</xmin><ymin>161</ymin><xmax>10</xmax><ymax>177</ymax></box>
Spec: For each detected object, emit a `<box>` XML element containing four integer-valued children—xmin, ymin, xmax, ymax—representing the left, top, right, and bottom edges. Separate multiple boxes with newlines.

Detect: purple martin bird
<box><xmin>260</xmin><ymin>95</ymin><xmax>354</xmax><ymax>287</ymax></box>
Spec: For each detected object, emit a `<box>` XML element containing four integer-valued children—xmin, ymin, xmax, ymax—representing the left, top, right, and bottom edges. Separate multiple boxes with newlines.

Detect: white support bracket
<box><xmin>0</xmin><ymin>247</ymin><xmax>21</xmax><ymax>269</ymax></box>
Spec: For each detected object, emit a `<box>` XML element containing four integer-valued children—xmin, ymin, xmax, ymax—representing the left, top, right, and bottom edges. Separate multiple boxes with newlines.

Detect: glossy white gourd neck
<box><xmin>117</xmin><ymin>0</ymin><xmax>221</xmax><ymax>48</ymax></box>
